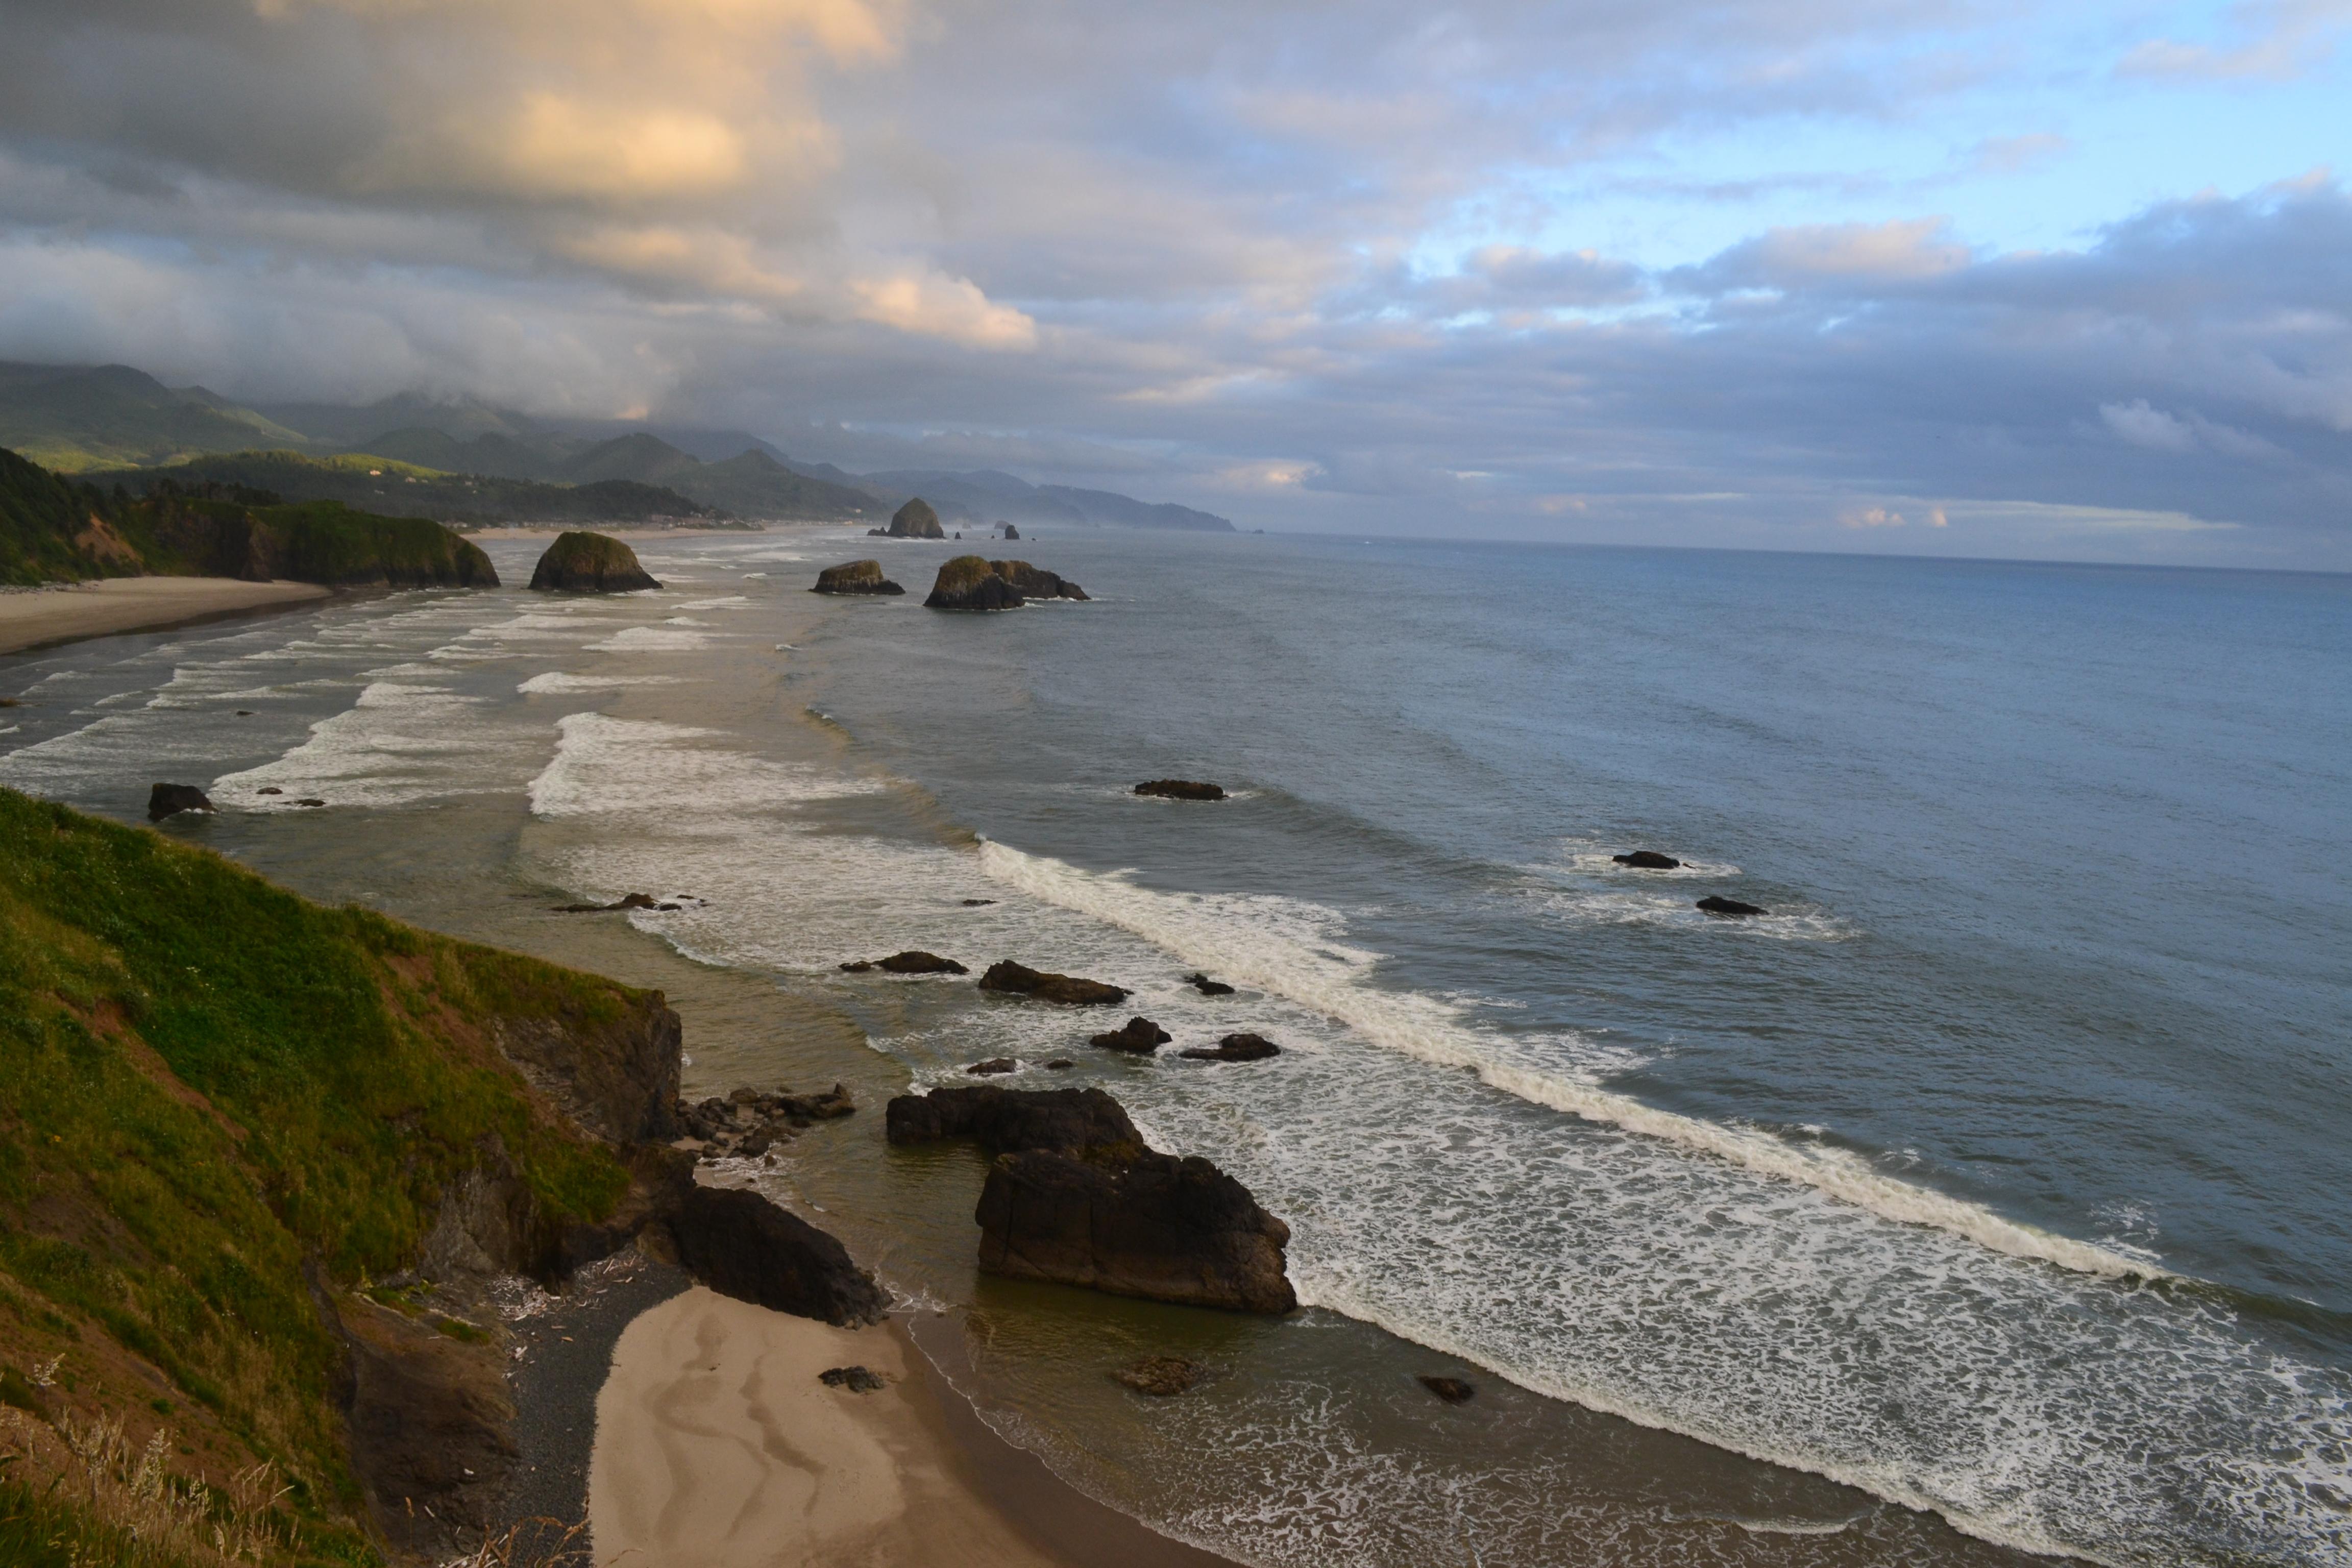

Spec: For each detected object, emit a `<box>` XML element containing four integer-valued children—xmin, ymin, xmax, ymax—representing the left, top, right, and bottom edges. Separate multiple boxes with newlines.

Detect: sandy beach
<box><xmin>590</xmin><ymin>1287</ymin><xmax>1233</xmax><ymax>1568</ymax></box>
<box><xmin>0</xmin><ymin>577</ymin><xmax>330</xmax><ymax>656</ymax></box>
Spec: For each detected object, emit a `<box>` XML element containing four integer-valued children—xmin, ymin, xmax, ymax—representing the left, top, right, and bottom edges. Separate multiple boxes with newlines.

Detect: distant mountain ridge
<box><xmin>2</xmin><ymin>359</ymin><xmax>1236</xmax><ymax>531</ymax></box>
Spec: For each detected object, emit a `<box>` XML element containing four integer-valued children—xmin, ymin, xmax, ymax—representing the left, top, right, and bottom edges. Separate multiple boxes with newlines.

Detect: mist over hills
<box><xmin>0</xmin><ymin>360</ymin><xmax>1233</xmax><ymax>531</ymax></box>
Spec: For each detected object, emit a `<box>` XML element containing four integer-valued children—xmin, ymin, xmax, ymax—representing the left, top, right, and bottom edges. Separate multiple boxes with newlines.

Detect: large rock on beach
<box><xmin>668</xmin><ymin>1185</ymin><xmax>887</xmax><ymax>1326</ymax></box>
<box><xmin>925</xmin><ymin>554</ymin><xmax>1024</xmax><ymax>610</ymax></box>
<box><xmin>812</xmin><ymin>559</ymin><xmax>904</xmax><ymax>596</ymax></box>
<box><xmin>1613</xmin><ymin>850</ymin><xmax>1681</xmax><ymax>869</ymax></box>
<box><xmin>978</xmin><ymin>959</ymin><xmax>1130</xmax><ymax>1005</ymax></box>
<box><xmin>147</xmin><ymin>782</ymin><xmax>213</xmax><ymax>820</ymax></box>
<box><xmin>1090</xmin><ymin>1016</ymin><xmax>1171</xmax><ymax>1055</ymax></box>
<box><xmin>528</xmin><ymin>530</ymin><xmax>660</xmax><ymax>592</ymax></box>
<box><xmin>977</xmin><ymin>1147</ymin><xmax>1296</xmax><ymax>1313</ymax></box>
<box><xmin>887</xmin><ymin>498</ymin><xmax>946</xmax><ymax>538</ymax></box>
<box><xmin>886</xmin><ymin>1086</ymin><xmax>1142</xmax><ymax>1154</ymax></box>
<box><xmin>1135</xmin><ymin>779</ymin><xmax>1225</xmax><ymax>801</ymax></box>
<box><xmin>991</xmin><ymin>559</ymin><xmax>1089</xmax><ymax>600</ymax></box>
<box><xmin>1697</xmin><ymin>895</ymin><xmax>1769</xmax><ymax>917</ymax></box>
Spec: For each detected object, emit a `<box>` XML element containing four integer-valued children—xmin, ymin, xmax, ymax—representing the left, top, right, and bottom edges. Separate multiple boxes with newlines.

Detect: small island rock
<box><xmin>1179</xmin><ymin>1033</ymin><xmax>1280</xmax><ymax>1063</ymax></box>
<box><xmin>1090</xmin><ymin>1016</ymin><xmax>1171</xmax><ymax>1055</ymax></box>
<box><xmin>1613</xmin><ymin>850</ymin><xmax>1681</xmax><ymax>869</ymax></box>
<box><xmin>839</xmin><ymin>950</ymin><xmax>967</xmax><ymax>975</ymax></box>
<box><xmin>1697</xmin><ymin>895</ymin><xmax>1769</xmax><ymax>917</ymax></box>
<box><xmin>812</xmin><ymin>559</ymin><xmax>905</xmax><ymax>596</ymax></box>
<box><xmin>925</xmin><ymin>554</ymin><xmax>1024</xmax><ymax>610</ymax></box>
<box><xmin>1183</xmin><ymin>972</ymin><xmax>1236</xmax><ymax>996</ymax></box>
<box><xmin>887</xmin><ymin>498</ymin><xmax>946</xmax><ymax>538</ymax></box>
<box><xmin>1002</xmin><ymin>523</ymin><xmax>1020</xmax><ymax>540</ymax></box>
<box><xmin>1135</xmin><ymin>779</ymin><xmax>1225</xmax><ymax>801</ymax></box>
<box><xmin>966</xmin><ymin>1058</ymin><xmax>1020</xmax><ymax>1076</ymax></box>
<box><xmin>978</xmin><ymin>959</ymin><xmax>1129</xmax><ymax>1005</ymax></box>
<box><xmin>528</xmin><ymin>530</ymin><xmax>660</xmax><ymax>593</ymax></box>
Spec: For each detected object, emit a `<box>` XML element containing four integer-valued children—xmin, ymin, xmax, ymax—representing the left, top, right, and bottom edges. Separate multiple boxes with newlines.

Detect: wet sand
<box><xmin>589</xmin><ymin>1286</ymin><xmax>1236</xmax><ymax>1568</ymax></box>
<box><xmin>0</xmin><ymin>577</ymin><xmax>329</xmax><ymax>655</ymax></box>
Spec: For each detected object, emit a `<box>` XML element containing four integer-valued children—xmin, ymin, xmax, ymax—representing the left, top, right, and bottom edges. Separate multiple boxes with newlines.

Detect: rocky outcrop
<box><xmin>839</xmin><ymin>950</ymin><xmax>967</xmax><ymax>974</ymax></box>
<box><xmin>990</xmin><ymin>559</ymin><xmax>1089</xmax><ymax>600</ymax></box>
<box><xmin>667</xmin><ymin>1185</ymin><xmax>888</xmax><ymax>1327</ymax></box>
<box><xmin>1697</xmin><ymin>895</ymin><xmax>1768</xmax><ymax>916</ymax></box>
<box><xmin>675</xmin><ymin>1084</ymin><xmax>853</xmax><ymax>1160</ymax></box>
<box><xmin>486</xmin><ymin>993</ymin><xmax>683</xmax><ymax>1146</ymax></box>
<box><xmin>334</xmin><ymin>1291</ymin><xmax>518</xmax><ymax>1561</ymax></box>
<box><xmin>1183</xmin><ymin>972</ymin><xmax>1236</xmax><ymax>996</ymax></box>
<box><xmin>1091</xmin><ymin>1016</ymin><xmax>1171</xmax><ymax>1055</ymax></box>
<box><xmin>888</xmin><ymin>1085</ymin><xmax>1294</xmax><ymax>1314</ymax></box>
<box><xmin>1002</xmin><ymin>523</ymin><xmax>1020</xmax><ymax>540</ymax></box>
<box><xmin>812</xmin><ymin>559</ymin><xmax>904</xmax><ymax>595</ymax></box>
<box><xmin>1179</xmin><ymin>1033</ymin><xmax>1280</xmax><ymax>1063</ymax></box>
<box><xmin>885</xmin><ymin>1085</ymin><xmax>1141</xmax><ymax>1155</ymax></box>
<box><xmin>925</xmin><ymin>553</ymin><xmax>1024</xmax><ymax>610</ymax></box>
<box><xmin>1135</xmin><ymin>779</ymin><xmax>1225</xmax><ymax>801</ymax></box>
<box><xmin>147</xmin><ymin>782</ymin><xmax>213</xmax><ymax>819</ymax></box>
<box><xmin>978</xmin><ymin>959</ymin><xmax>1130</xmax><ymax>1005</ymax></box>
<box><xmin>1613</xmin><ymin>850</ymin><xmax>1680</xmax><ymax>869</ymax></box>
<box><xmin>528</xmin><ymin>530</ymin><xmax>660</xmax><ymax>592</ymax></box>
<box><xmin>977</xmin><ymin>1148</ymin><xmax>1295</xmax><ymax>1313</ymax></box>
<box><xmin>887</xmin><ymin>498</ymin><xmax>946</xmax><ymax>538</ymax></box>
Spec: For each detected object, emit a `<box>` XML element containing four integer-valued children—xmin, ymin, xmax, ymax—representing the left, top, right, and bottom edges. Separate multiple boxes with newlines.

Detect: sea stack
<box><xmin>528</xmin><ymin>530</ymin><xmax>660</xmax><ymax>592</ymax></box>
<box><xmin>887</xmin><ymin>498</ymin><xmax>946</xmax><ymax>538</ymax></box>
<box><xmin>991</xmin><ymin>560</ymin><xmax>1089</xmax><ymax>600</ymax></box>
<box><xmin>926</xmin><ymin>554</ymin><xmax>1025</xmax><ymax>610</ymax></box>
<box><xmin>1003</xmin><ymin>523</ymin><xmax>1021</xmax><ymax>540</ymax></box>
<box><xmin>811</xmin><ymin>559</ymin><xmax>905</xmax><ymax>596</ymax></box>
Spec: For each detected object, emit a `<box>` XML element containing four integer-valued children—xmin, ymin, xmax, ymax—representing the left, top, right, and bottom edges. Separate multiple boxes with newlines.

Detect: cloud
<box><xmin>2100</xmin><ymin>400</ymin><xmax>2286</xmax><ymax>458</ymax></box>
<box><xmin>1676</xmin><ymin>217</ymin><xmax>1973</xmax><ymax>292</ymax></box>
<box><xmin>2120</xmin><ymin>0</ymin><xmax>2351</xmax><ymax>80</ymax></box>
<box><xmin>1969</xmin><ymin>133</ymin><xmax>2069</xmax><ymax>175</ymax></box>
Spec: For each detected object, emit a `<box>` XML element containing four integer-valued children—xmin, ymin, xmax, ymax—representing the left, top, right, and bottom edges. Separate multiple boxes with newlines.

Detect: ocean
<box><xmin>3</xmin><ymin>528</ymin><xmax>2346</xmax><ymax>1567</ymax></box>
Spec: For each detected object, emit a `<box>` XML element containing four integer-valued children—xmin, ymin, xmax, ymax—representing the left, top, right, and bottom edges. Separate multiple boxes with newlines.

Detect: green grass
<box><xmin>0</xmin><ymin>789</ymin><xmax>652</xmax><ymax>1560</ymax></box>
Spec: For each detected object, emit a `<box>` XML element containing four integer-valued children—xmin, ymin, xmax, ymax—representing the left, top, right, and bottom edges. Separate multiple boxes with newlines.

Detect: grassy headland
<box><xmin>96</xmin><ymin>451</ymin><xmax>724</xmax><ymax>530</ymax></box>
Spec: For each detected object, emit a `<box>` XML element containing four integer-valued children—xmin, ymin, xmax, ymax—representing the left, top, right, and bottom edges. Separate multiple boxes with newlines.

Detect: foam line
<box><xmin>979</xmin><ymin>839</ymin><xmax>2161</xmax><ymax>1279</ymax></box>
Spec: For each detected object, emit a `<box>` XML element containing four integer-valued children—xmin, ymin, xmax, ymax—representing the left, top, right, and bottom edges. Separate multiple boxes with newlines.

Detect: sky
<box><xmin>0</xmin><ymin>0</ymin><xmax>2347</xmax><ymax>566</ymax></box>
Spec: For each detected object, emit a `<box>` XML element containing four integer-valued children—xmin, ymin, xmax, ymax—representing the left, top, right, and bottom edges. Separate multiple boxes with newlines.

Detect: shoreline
<box><xmin>0</xmin><ymin>576</ymin><xmax>332</xmax><ymax>657</ymax></box>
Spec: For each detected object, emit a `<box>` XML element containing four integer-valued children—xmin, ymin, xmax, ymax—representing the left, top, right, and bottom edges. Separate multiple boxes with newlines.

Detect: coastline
<box><xmin>584</xmin><ymin>1283</ymin><xmax>1242</xmax><ymax>1568</ymax></box>
<box><xmin>0</xmin><ymin>576</ymin><xmax>331</xmax><ymax>656</ymax></box>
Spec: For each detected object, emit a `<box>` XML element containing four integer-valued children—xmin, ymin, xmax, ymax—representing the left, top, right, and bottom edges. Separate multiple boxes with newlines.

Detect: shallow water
<box><xmin>4</xmin><ymin>530</ymin><xmax>2346</xmax><ymax>1567</ymax></box>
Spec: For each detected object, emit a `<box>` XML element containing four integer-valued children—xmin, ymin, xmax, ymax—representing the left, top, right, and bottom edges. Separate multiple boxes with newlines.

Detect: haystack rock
<box><xmin>528</xmin><ymin>531</ymin><xmax>660</xmax><ymax>592</ymax></box>
<box><xmin>977</xmin><ymin>959</ymin><xmax>1129</xmax><ymax>1005</ymax></box>
<box><xmin>887</xmin><ymin>1085</ymin><xmax>1294</xmax><ymax>1313</ymax></box>
<box><xmin>147</xmin><ymin>782</ymin><xmax>213</xmax><ymax>820</ymax></box>
<box><xmin>925</xmin><ymin>555</ymin><xmax>1024</xmax><ymax>611</ymax></box>
<box><xmin>1613</xmin><ymin>850</ymin><xmax>1681</xmax><ymax>869</ymax></box>
<box><xmin>1698</xmin><ymin>895</ymin><xmax>1769</xmax><ymax>917</ymax></box>
<box><xmin>812</xmin><ymin>559</ymin><xmax>905</xmax><ymax>596</ymax></box>
<box><xmin>887</xmin><ymin>498</ymin><xmax>946</xmax><ymax>539</ymax></box>
<box><xmin>991</xmin><ymin>560</ymin><xmax>1089</xmax><ymax>600</ymax></box>
<box><xmin>1135</xmin><ymin>779</ymin><xmax>1225</xmax><ymax>801</ymax></box>
<box><xmin>1002</xmin><ymin>523</ymin><xmax>1021</xmax><ymax>541</ymax></box>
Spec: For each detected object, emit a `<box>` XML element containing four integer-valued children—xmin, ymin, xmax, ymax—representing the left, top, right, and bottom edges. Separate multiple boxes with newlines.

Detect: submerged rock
<box><xmin>1613</xmin><ymin>850</ymin><xmax>1681</xmax><ymax>869</ymax></box>
<box><xmin>925</xmin><ymin>554</ymin><xmax>1024</xmax><ymax>610</ymax></box>
<box><xmin>555</xmin><ymin>892</ymin><xmax>665</xmax><ymax>913</ymax></box>
<box><xmin>1697</xmin><ymin>895</ymin><xmax>1768</xmax><ymax>917</ymax></box>
<box><xmin>1135</xmin><ymin>779</ymin><xmax>1225</xmax><ymax>801</ymax></box>
<box><xmin>990</xmin><ymin>560</ymin><xmax>1089</xmax><ymax>600</ymax></box>
<box><xmin>811</xmin><ymin>559</ymin><xmax>905</xmax><ymax>596</ymax></box>
<box><xmin>819</xmin><ymin>1365</ymin><xmax>886</xmax><ymax>1393</ymax></box>
<box><xmin>978</xmin><ymin>959</ymin><xmax>1129</xmax><ymax>1005</ymax></box>
<box><xmin>527</xmin><ymin>530</ymin><xmax>659</xmax><ymax>592</ymax></box>
<box><xmin>1182</xmin><ymin>972</ymin><xmax>1236</xmax><ymax>996</ymax></box>
<box><xmin>1090</xmin><ymin>1016</ymin><xmax>1171</xmax><ymax>1055</ymax></box>
<box><xmin>1045</xmin><ymin>1059</ymin><xmax>1074</xmax><ymax>1070</ymax></box>
<box><xmin>668</xmin><ymin>1186</ymin><xmax>886</xmax><ymax>1326</ymax></box>
<box><xmin>1179</xmin><ymin>1033</ymin><xmax>1280</xmax><ymax>1063</ymax></box>
<box><xmin>1418</xmin><ymin>1376</ymin><xmax>1476</xmax><ymax>1404</ymax></box>
<box><xmin>886</xmin><ymin>498</ymin><xmax>946</xmax><ymax>539</ymax></box>
<box><xmin>885</xmin><ymin>1085</ymin><xmax>1141</xmax><ymax>1154</ymax></box>
<box><xmin>1115</xmin><ymin>1356</ymin><xmax>1205</xmax><ymax>1397</ymax></box>
<box><xmin>147</xmin><ymin>782</ymin><xmax>213</xmax><ymax>820</ymax></box>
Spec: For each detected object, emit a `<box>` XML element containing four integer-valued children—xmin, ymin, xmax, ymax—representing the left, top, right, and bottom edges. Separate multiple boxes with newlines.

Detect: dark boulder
<box><xmin>1002</xmin><ymin>523</ymin><xmax>1020</xmax><ymax>540</ymax></box>
<box><xmin>1418</xmin><ymin>1376</ymin><xmax>1476</xmax><ymax>1404</ymax></box>
<box><xmin>147</xmin><ymin>782</ymin><xmax>213</xmax><ymax>820</ymax></box>
<box><xmin>675</xmin><ymin>1084</ymin><xmax>853</xmax><ymax>1160</ymax></box>
<box><xmin>868</xmin><ymin>950</ymin><xmax>968</xmax><ymax>975</ymax></box>
<box><xmin>1182</xmin><ymin>972</ymin><xmax>1236</xmax><ymax>996</ymax></box>
<box><xmin>819</xmin><ymin>1366</ymin><xmax>886</xmax><ymax>1393</ymax></box>
<box><xmin>1697</xmin><ymin>895</ymin><xmax>1769</xmax><ymax>917</ymax></box>
<box><xmin>527</xmin><ymin>530</ymin><xmax>659</xmax><ymax>592</ymax></box>
<box><xmin>1613</xmin><ymin>850</ymin><xmax>1681</xmax><ymax>869</ymax></box>
<box><xmin>990</xmin><ymin>560</ymin><xmax>1089</xmax><ymax>601</ymax></box>
<box><xmin>812</xmin><ymin>559</ymin><xmax>905</xmax><ymax>596</ymax></box>
<box><xmin>668</xmin><ymin>1185</ymin><xmax>886</xmax><ymax>1326</ymax></box>
<box><xmin>1135</xmin><ymin>779</ymin><xmax>1225</xmax><ymax>801</ymax></box>
<box><xmin>1114</xmin><ymin>1356</ymin><xmax>1204</xmax><ymax>1396</ymax></box>
<box><xmin>885</xmin><ymin>1086</ymin><xmax>1141</xmax><ymax>1155</ymax></box>
<box><xmin>1091</xmin><ymin>1016</ymin><xmax>1171</xmax><ymax>1055</ymax></box>
<box><xmin>555</xmin><ymin>892</ymin><xmax>664</xmax><ymax>913</ymax></box>
<box><xmin>978</xmin><ymin>959</ymin><xmax>1129</xmax><ymax>1005</ymax></box>
<box><xmin>1179</xmin><ymin>1033</ymin><xmax>1280</xmax><ymax>1063</ymax></box>
<box><xmin>925</xmin><ymin>554</ymin><xmax>1024</xmax><ymax>610</ymax></box>
<box><xmin>887</xmin><ymin>498</ymin><xmax>946</xmax><ymax>538</ymax></box>
<box><xmin>1045</xmin><ymin>1059</ymin><xmax>1074</xmax><ymax>1070</ymax></box>
<box><xmin>976</xmin><ymin>1147</ymin><xmax>1295</xmax><ymax>1313</ymax></box>
<box><xmin>966</xmin><ymin>1058</ymin><xmax>1019</xmax><ymax>1076</ymax></box>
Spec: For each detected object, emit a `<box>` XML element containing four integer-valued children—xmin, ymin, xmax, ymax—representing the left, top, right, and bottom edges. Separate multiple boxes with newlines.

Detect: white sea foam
<box><xmin>516</xmin><ymin>671</ymin><xmax>683</xmax><ymax>694</ymax></box>
<box><xmin>210</xmin><ymin>681</ymin><xmax>548</xmax><ymax>807</ymax></box>
<box><xmin>526</xmin><ymin>712</ymin><xmax>880</xmax><ymax>819</ymax></box>
<box><xmin>677</xmin><ymin>596</ymin><xmax>752</xmax><ymax>610</ymax></box>
<box><xmin>586</xmin><ymin>625</ymin><xmax>709</xmax><ymax>652</ymax></box>
<box><xmin>978</xmin><ymin>840</ymin><xmax>2137</xmax><ymax>1277</ymax></box>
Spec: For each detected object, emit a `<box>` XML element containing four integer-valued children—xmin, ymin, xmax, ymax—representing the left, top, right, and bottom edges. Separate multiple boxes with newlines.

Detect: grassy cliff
<box><xmin>100</xmin><ymin>451</ymin><xmax>721</xmax><ymax>529</ymax></box>
<box><xmin>0</xmin><ymin>789</ymin><xmax>673</xmax><ymax>1564</ymax></box>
